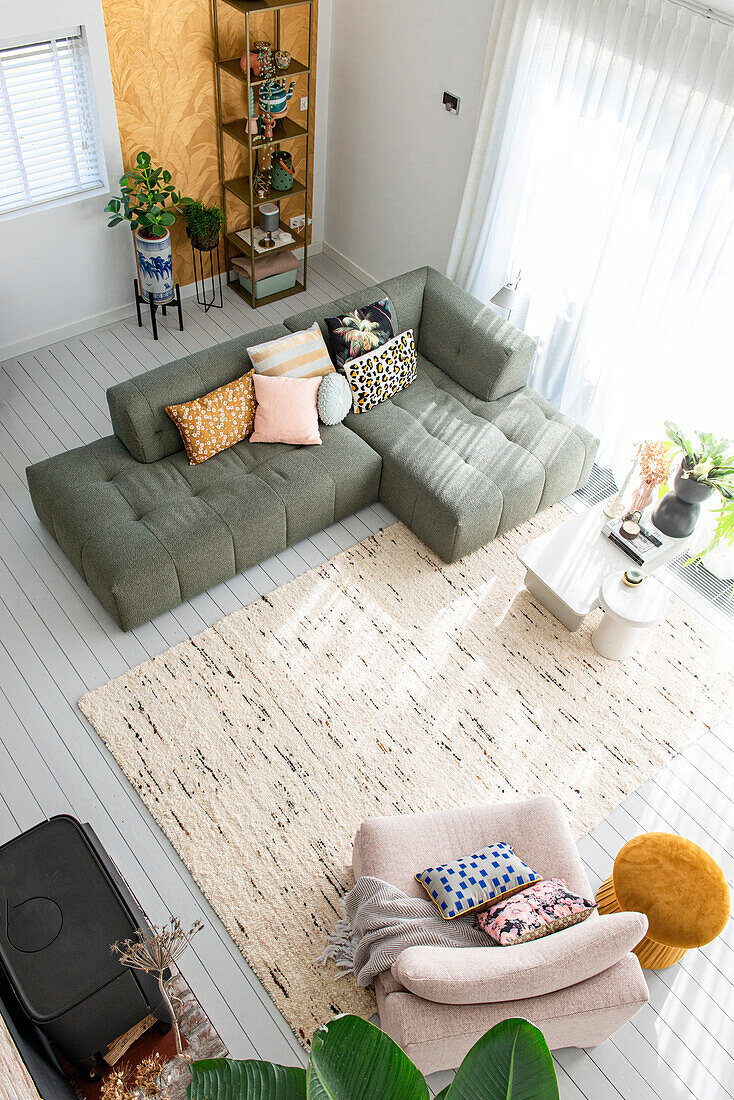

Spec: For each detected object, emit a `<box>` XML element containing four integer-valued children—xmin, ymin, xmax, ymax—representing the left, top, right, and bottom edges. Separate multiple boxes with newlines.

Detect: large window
<box><xmin>449</xmin><ymin>0</ymin><xmax>734</xmax><ymax>466</ymax></box>
<box><xmin>0</xmin><ymin>29</ymin><xmax>106</xmax><ymax>216</ymax></box>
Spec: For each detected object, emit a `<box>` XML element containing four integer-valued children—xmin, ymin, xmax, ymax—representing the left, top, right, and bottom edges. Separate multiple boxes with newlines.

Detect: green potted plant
<box><xmin>183</xmin><ymin>201</ymin><xmax>226</xmax><ymax>251</ymax></box>
<box><xmin>653</xmin><ymin>422</ymin><xmax>734</xmax><ymax>557</ymax></box>
<box><xmin>104</xmin><ymin>151</ymin><xmax>191</xmax><ymax>305</ymax></box>
<box><xmin>187</xmin><ymin>1014</ymin><xmax>559</xmax><ymax>1100</ymax></box>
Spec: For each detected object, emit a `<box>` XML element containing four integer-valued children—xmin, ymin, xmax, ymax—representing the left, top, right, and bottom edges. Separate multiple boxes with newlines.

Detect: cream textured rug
<box><xmin>79</xmin><ymin>507</ymin><xmax>734</xmax><ymax>1046</ymax></box>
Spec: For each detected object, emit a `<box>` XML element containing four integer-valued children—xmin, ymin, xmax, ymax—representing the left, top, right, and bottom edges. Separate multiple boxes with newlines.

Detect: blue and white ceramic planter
<box><xmin>135</xmin><ymin>227</ymin><xmax>174</xmax><ymax>304</ymax></box>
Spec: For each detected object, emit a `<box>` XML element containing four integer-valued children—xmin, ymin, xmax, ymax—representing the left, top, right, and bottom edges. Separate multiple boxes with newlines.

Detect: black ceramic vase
<box><xmin>652</xmin><ymin>462</ymin><xmax>713</xmax><ymax>538</ymax></box>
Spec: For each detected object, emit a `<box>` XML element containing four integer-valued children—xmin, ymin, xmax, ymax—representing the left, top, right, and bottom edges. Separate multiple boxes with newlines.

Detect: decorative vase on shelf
<box><xmin>270</xmin><ymin>150</ymin><xmax>295</xmax><ymax>191</ymax></box>
<box><xmin>135</xmin><ymin>227</ymin><xmax>174</xmax><ymax>304</ymax></box>
<box><xmin>652</xmin><ymin>461</ymin><xmax>713</xmax><ymax>537</ymax></box>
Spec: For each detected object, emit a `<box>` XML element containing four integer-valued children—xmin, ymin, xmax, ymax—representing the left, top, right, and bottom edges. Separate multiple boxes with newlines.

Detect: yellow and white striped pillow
<box><xmin>247</xmin><ymin>323</ymin><xmax>335</xmax><ymax>379</ymax></box>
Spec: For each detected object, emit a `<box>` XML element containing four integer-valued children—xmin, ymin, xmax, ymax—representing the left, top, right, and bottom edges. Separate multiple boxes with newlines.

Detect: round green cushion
<box><xmin>317</xmin><ymin>372</ymin><xmax>352</xmax><ymax>425</ymax></box>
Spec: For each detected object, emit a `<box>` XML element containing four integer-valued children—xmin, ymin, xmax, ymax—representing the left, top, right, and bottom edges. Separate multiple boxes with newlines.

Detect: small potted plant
<box><xmin>104</xmin><ymin>151</ymin><xmax>191</xmax><ymax>305</ymax></box>
<box><xmin>653</xmin><ymin>422</ymin><xmax>734</xmax><ymax>559</ymax></box>
<box><xmin>183</xmin><ymin>201</ymin><xmax>225</xmax><ymax>251</ymax></box>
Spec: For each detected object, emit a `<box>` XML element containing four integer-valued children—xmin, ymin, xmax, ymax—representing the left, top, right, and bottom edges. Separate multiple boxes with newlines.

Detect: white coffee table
<box><xmin>516</xmin><ymin>502</ymin><xmax>687</xmax><ymax>631</ymax></box>
<box><xmin>592</xmin><ymin>573</ymin><xmax>668</xmax><ymax>659</ymax></box>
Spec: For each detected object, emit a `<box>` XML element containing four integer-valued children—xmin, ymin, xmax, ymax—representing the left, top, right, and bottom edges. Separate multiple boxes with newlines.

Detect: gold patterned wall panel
<box><xmin>101</xmin><ymin>0</ymin><xmax>317</xmax><ymax>289</ymax></box>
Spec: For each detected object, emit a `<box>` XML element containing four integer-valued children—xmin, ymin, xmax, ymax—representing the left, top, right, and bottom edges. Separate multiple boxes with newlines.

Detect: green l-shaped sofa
<box><xmin>27</xmin><ymin>267</ymin><xmax>598</xmax><ymax>630</ymax></box>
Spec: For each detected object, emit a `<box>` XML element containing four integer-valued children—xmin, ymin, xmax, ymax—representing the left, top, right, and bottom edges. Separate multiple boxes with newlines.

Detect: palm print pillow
<box><xmin>325</xmin><ymin>298</ymin><xmax>395</xmax><ymax>369</ymax></box>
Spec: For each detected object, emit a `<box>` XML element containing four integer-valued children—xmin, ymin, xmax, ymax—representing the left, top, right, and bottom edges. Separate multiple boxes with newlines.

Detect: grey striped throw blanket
<box><xmin>320</xmin><ymin>875</ymin><xmax>491</xmax><ymax>988</ymax></box>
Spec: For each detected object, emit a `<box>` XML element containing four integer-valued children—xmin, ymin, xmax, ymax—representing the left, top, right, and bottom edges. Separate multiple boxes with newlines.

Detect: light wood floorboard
<box><xmin>0</xmin><ymin>255</ymin><xmax>732</xmax><ymax>1098</ymax></box>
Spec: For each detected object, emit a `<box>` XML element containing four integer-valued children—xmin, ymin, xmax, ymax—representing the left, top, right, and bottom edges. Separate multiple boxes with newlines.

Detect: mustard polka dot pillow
<box><xmin>342</xmin><ymin>329</ymin><xmax>417</xmax><ymax>414</ymax></box>
<box><xmin>166</xmin><ymin>370</ymin><xmax>257</xmax><ymax>464</ymax></box>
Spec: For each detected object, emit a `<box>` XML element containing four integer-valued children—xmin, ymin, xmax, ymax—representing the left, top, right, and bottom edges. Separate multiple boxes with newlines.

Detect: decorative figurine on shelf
<box><xmin>275</xmin><ymin>49</ymin><xmax>291</xmax><ymax>69</ymax></box>
<box><xmin>253</xmin><ymin>151</ymin><xmax>270</xmax><ymax>198</ymax></box>
<box><xmin>259</xmin><ymin>113</ymin><xmax>275</xmax><ymax>142</ymax></box>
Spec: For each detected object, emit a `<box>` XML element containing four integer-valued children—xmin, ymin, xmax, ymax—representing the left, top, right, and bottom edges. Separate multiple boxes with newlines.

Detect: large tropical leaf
<box><xmin>434</xmin><ymin>1019</ymin><xmax>559</xmax><ymax>1100</ymax></box>
<box><xmin>307</xmin><ymin>1014</ymin><xmax>428</xmax><ymax>1100</ymax></box>
<box><xmin>187</xmin><ymin>1058</ymin><xmax>306</xmax><ymax>1100</ymax></box>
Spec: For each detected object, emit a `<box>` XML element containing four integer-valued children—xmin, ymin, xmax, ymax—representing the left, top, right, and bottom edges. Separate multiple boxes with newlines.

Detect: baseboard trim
<box><xmin>1</xmin><ymin>301</ymin><xmax>136</xmax><ymax>361</ymax></box>
<box><xmin>322</xmin><ymin>242</ymin><xmax>377</xmax><ymax>286</ymax></box>
<box><xmin>1</xmin><ymin>242</ymin><xmax>326</xmax><ymax>360</ymax></box>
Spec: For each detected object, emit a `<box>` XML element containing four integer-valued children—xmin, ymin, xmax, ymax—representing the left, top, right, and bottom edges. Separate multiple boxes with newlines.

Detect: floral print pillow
<box><xmin>325</xmin><ymin>299</ymin><xmax>395</xmax><ymax>370</ymax></box>
<box><xmin>475</xmin><ymin>879</ymin><xmax>597</xmax><ymax>946</ymax></box>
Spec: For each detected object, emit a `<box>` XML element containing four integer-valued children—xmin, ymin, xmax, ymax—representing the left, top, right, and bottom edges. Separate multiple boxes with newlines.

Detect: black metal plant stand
<box><xmin>191</xmin><ymin>241</ymin><xmax>223</xmax><ymax>311</ymax></box>
<box><xmin>133</xmin><ymin>278</ymin><xmax>184</xmax><ymax>341</ymax></box>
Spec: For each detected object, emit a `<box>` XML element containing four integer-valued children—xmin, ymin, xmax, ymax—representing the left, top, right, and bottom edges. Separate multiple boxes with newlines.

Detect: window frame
<box><xmin>0</xmin><ymin>25</ymin><xmax>109</xmax><ymax>221</ymax></box>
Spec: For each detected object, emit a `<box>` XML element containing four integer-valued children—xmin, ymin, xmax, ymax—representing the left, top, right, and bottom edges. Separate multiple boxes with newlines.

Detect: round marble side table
<box><xmin>592</xmin><ymin>573</ymin><xmax>668</xmax><ymax>660</ymax></box>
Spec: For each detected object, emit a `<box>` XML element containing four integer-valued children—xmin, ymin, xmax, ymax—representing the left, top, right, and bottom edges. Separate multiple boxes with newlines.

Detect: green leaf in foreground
<box><xmin>308</xmin><ymin>1014</ymin><xmax>428</xmax><ymax>1100</ymax></box>
<box><xmin>187</xmin><ymin>1058</ymin><xmax>306</xmax><ymax>1100</ymax></box>
<box><xmin>440</xmin><ymin>1018</ymin><xmax>559</xmax><ymax>1100</ymax></box>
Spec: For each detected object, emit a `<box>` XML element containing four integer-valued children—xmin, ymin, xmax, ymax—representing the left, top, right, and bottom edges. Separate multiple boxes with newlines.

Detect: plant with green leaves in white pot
<box><xmin>105</xmin><ymin>151</ymin><xmax>191</xmax><ymax>305</ymax></box>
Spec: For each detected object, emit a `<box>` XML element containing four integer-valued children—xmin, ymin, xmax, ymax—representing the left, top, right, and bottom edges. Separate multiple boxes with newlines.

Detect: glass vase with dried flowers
<box><xmin>629</xmin><ymin>440</ymin><xmax>671</xmax><ymax>513</ymax></box>
<box><xmin>111</xmin><ymin>918</ymin><xmax>203</xmax><ymax>1060</ymax></box>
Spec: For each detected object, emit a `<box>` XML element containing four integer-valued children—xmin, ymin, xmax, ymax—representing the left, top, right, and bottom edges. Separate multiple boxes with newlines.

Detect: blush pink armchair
<box><xmin>352</xmin><ymin>796</ymin><xmax>649</xmax><ymax>1076</ymax></box>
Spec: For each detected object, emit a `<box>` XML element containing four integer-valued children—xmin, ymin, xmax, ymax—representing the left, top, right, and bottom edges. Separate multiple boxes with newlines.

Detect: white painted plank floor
<box><xmin>0</xmin><ymin>253</ymin><xmax>732</xmax><ymax>1099</ymax></box>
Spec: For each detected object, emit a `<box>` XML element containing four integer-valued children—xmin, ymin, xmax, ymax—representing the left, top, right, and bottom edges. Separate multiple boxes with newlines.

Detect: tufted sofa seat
<box><xmin>343</xmin><ymin>356</ymin><xmax>594</xmax><ymax>562</ymax></box>
<box><xmin>28</xmin><ymin>426</ymin><xmax>380</xmax><ymax>630</ymax></box>
<box><xmin>27</xmin><ymin>267</ymin><xmax>598</xmax><ymax>630</ymax></box>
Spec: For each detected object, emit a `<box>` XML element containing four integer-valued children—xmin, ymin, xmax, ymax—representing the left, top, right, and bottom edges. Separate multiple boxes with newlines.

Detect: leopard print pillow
<box><xmin>342</xmin><ymin>329</ymin><xmax>417</xmax><ymax>414</ymax></box>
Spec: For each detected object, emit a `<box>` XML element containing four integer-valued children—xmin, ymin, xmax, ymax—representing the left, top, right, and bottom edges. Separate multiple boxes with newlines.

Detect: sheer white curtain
<box><xmin>448</xmin><ymin>0</ymin><xmax>734</xmax><ymax>468</ymax></box>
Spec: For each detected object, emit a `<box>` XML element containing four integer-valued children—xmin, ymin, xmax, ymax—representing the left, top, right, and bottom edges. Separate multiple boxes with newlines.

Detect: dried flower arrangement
<box><xmin>629</xmin><ymin>439</ymin><xmax>671</xmax><ymax>511</ymax></box>
<box><xmin>100</xmin><ymin>1055</ymin><xmax>167</xmax><ymax>1100</ymax></box>
<box><xmin>111</xmin><ymin>918</ymin><xmax>203</xmax><ymax>1058</ymax></box>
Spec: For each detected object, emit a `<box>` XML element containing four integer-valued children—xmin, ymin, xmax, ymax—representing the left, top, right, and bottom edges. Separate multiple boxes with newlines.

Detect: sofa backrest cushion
<box><xmin>419</xmin><ymin>267</ymin><xmax>537</xmax><ymax>402</ymax></box>
<box><xmin>377</xmin><ymin>268</ymin><xmax>428</xmax><ymax>337</ymax></box>
<box><xmin>107</xmin><ymin>324</ymin><xmax>290</xmax><ymax>463</ymax></box>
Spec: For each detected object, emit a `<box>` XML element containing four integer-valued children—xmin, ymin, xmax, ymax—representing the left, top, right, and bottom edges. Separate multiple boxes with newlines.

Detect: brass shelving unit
<box><xmin>212</xmin><ymin>0</ymin><xmax>313</xmax><ymax>308</ymax></box>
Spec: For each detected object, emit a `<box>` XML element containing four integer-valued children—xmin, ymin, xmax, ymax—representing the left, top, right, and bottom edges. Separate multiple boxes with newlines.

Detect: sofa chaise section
<box><xmin>290</xmin><ymin>267</ymin><xmax>598</xmax><ymax>562</ymax></box>
<box><xmin>27</xmin><ymin>426</ymin><xmax>380</xmax><ymax>631</ymax></box>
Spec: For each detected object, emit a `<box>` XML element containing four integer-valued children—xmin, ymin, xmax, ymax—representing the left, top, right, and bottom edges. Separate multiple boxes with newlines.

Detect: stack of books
<box><xmin>602</xmin><ymin>515</ymin><xmax>678</xmax><ymax>566</ymax></box>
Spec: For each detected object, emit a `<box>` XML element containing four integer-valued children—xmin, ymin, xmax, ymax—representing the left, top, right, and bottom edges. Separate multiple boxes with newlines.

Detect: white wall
<box><xmin>322</xmin><ymin>0</ymin><xmax>495</xmax><ymax>282</ymax></box>
<box><xmin>0</xmin><ymin>0</ymin><xmax>132</xmax><ymax>359</ymax></box>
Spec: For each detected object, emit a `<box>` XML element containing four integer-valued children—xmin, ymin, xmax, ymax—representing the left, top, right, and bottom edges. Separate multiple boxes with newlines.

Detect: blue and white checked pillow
<box><xmin>415</xmin><ymin>843</ymin><xmax>543</xmax><ymax>920</ymax></box>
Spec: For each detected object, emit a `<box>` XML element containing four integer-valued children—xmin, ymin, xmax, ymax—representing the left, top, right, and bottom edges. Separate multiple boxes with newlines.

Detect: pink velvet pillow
<box><xmin>250</xmin><ymin>374</ymin><xmax>322</xmax><ymax>445</ymax></box>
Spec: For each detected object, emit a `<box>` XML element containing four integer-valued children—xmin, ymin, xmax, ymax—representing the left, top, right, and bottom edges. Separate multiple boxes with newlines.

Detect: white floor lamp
<box><xmin>491</xmin><ymin>276</ymin><xmax>525</xmax><ymax>324</ymax></box>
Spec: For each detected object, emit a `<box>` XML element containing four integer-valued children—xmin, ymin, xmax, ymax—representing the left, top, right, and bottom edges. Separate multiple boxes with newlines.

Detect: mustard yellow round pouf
<box><xmin>596</xmin><ymin>832</ymin><xmax>731</xmax><ymax>969</ymax></box>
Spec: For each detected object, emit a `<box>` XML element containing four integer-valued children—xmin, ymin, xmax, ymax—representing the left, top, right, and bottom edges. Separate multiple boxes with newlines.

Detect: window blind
<box><xmin>0</xmin><ymin>29</ymin><xmax>105</xmax><ymax>215</ymax></box>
